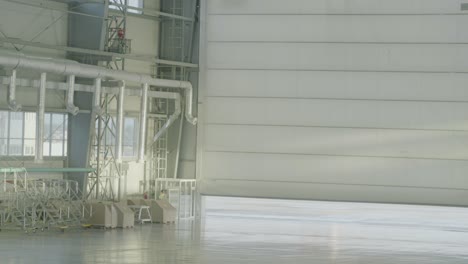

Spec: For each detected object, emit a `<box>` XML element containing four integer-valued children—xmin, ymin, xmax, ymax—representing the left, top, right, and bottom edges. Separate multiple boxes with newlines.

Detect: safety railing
<box><xmin>155</xmin><ymin>179</ymin><xmax>197</xmax><ymax>219</ymax></box>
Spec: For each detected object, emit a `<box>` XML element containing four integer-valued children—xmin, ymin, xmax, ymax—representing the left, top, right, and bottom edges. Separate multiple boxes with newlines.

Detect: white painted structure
<box><xmin>0</xmin><ymin>0</ymin><xmax>163</xmax><ymax>194</ymax></box>
<box><xmin>198</xmin><ymin>0</ymin><xmax>468</xmax><ymax>206</ymax></box>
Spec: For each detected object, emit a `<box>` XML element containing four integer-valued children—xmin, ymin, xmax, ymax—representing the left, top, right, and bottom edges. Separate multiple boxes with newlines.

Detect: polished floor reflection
<box><xmin>1</xmin><ymin>197</ymin><xmax>468</xmax><ymax>263</ymax></box>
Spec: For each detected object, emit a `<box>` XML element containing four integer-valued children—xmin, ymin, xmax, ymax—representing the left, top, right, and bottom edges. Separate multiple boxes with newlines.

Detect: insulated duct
<box><xmin>35</xmin><ymin>72</ymin><xmax>47</xmax><ymax>163</ymax></box>
<box><xmin>7</xmin><ymin>69</ymin><xmax>21</xmax><ymax>111</ymax></box>
<box><xmin>115</xmin><ymin>81</ymin><xmax>125</xmax><ymax>163</ymax></box>
<box><xmin>93</xmin><ymin>78</ymin><xmax>103</xmax><ymax>115</ymax></box>
<box><xmin>0</xmin><ymin>50</ymin><xmax>197</xmax><ymax>124</ymax></box>
<box><xmin>66</xmin><ymin>75</ymin><xmax>79</xmax><ymax>115</ymax></box>
<box><xmin>138</xmin><ymin>83</ymin><xmax>148</xmax><ymax>163</ymax></box>
<box><xmin>153</xmin><ymin>97</ymin><xmax>182</xmax><ymax>143</ymax></box>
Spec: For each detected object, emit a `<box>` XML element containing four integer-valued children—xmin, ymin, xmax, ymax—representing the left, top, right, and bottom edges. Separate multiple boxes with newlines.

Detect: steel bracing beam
<box><xmin>0</xmin><ymin>38</ymin><xmax>198</xmax><ymax>68</ymax></box>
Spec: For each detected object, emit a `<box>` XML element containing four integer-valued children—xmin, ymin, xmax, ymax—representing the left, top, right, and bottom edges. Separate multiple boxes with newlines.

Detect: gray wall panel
<box><xmin>207</xmin><ymin>15</ymin><xmax>468</xmax><ymax>43</ymax></box>
<box><xmin>207</xmin><ymin>43</ymin><xmax>468</xmax><ymax>72</ymax></box>
<box><xmin>207</xmin><ymin>0</ymin><xmax>462</xmax><ymax>15</ymax></box>
<box><xmin>204</xmin><ymin>98</ymin><xmax>468</xmax><ymax>130</ymax></box>
<box><xmin>199</xmin><ymin>0</ymin><xmax>468</xmax><ymax>205</ymax></box>
<box><xmin>205</xmin><ymin>70</ymin><xmax>468</xmax><ymax>101</ymax></box>
<box><xmin>202</xmin><ymin>152</ymin><xmax>468</xmax><ymax>190</ymax></box>
<box><xmin>204</xmin><ymin>125</ymin><xmax>468</xmax><ymax>160</ymax></box>
<box><xmin>200</xmin><ymin>179</ymin><xmax>468</xmax><ymax>207</ymax></box>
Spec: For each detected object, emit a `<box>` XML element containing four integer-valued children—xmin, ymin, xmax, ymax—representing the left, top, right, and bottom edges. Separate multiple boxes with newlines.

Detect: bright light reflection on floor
<box><xmin>0</xmin><ymin>197</ymin><xmax>467</xmax><ymax>263</ymax></box>
<box><xmin>202</xmin><ymin>196</ymin><xmax>468</xmax><ymax>263</ymax></box>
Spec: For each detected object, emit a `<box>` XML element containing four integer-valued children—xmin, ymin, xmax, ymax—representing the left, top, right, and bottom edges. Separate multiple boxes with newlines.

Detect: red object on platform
<box><xmin>117</xmin><ymin>29</ymin><xmax>125</xmax><ymax>39</ymax></box>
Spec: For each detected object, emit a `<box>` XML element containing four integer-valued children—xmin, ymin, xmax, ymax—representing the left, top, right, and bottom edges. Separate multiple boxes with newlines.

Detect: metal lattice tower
<box><xmin>154</xmin><ymin>103</ymin><xmax>169</xmax><ymax>181</ymax></box>
<box><xmin>87</xmin><ymin>0</ymin><xmax>131</xmax><ymax>201</ymax></box>
<box><xmin>87</xmin><ymin>94</ymin><xmax>122</xmax><ymax>201</ymax></box>
<box><xmin>148</xmin><ymin>0</ymin><xmax>198</xmax><ymax>190</ymax></box>
<box><xmin>105</xmin><ymin>0</ymin><xmax>130</xmax><ymax>70</ymax></box>
<box><xmin>145</xmin><ymin>87</ymin><xmax>170</xmax><ymax>198</ymax></box>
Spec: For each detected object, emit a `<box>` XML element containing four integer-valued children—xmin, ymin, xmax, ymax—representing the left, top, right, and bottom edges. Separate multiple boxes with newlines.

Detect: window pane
<box><xmin>64</xmin><ymin>115</ymin><xmax>68</xmax><ymax>140</ymax></box>
<box><xmin>51</xmin><ymin>140</ymin><xmax>63</xmax><ymax>156</ymax></box>
<box><xmin>43</xmin><ymin>140</ymin><xmax>51</xmax><ymax>156</ymax></box>
<box><xmin>9</xmin><ymin>139</ymin><xmax>22</xmax><ymax>156</ymax></box>
<box><xmin>123</xmin><ymin>145</ymin><xmax>134</xmax><ymax>157</ymax></box>
<box><xmin>0</xmin><ymin>111</ymin><xmax>8</xmax><ymax>139</ymax></box>
<box><xmin>0</xmin><ymin>111</ymin><xmax>8</xmax><ymax>156</ymax></box>
<box><xmin>44</xmin><ymin>113</ymin><xmax>51</xmax><ymax>141</ymax></box>
<box><xmin>109</xmin><ymin>0</ymin><xmax>142</xmax><ymax>14</ymax></box>
<box><xmin>0</xmin><ymin>138</ymin><xmax>7</xmax><ymax>155</ymax></box>
<box><xmin>23</xmin><ymin>112</ymin><xmax>36</xmax><ymax>139</ymax></box>
<box><xmin>128</xmin><ymin>0</ymin><xmax>142</xmax><ymax>8</ymax></box>
<box><xmin>9</xmin><ymin>112</ymin><xmax>23</xmax><ymax>139</ymax></box>
<box><xmin>23</xmin><ymin>139</ymin><xmax>35</xmax><ymax>156</ymax></box>
<box><xmin>51</xmin><ymin>113</ymin><xmax>65</xmax><ymax>140</ymax></box>
<box><xmin>123</xmin><ymin>117</ymin><xmax>138</xmax><ymax>157</ymax></box>
<box><xmin>63</xmin><ymin>114</ymin><xmax>68</xmax><ymax>156</ymax></box>
<box><xmin>0</xmin><ymin>111</ymin><xmax>67</xmax><ymax>157</ymax></box>
<box><xmin>105</xmin><ymin>117</ymin><xmax>116</xmax><ymax>146</ymax></box>
<box><xmin>124</xmin><ymin>118</ymin><xmax>135</xmax><ymax>145</ymax></box>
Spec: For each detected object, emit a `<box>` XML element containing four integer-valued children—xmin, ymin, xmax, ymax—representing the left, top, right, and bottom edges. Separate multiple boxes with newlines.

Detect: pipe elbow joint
<box><xmin>185</xmin><ymin>115</ymin><xmax>198</xmax><ymax>125</ymax></box>
<box><xmin>67</xmin><ymin>105</ymin><xmax>80</xmax><ymax>116</ymax></box>
<box><xmin>8</xmin><ymin>100</ymin><xmax>21</xmax><ymax>112</ymax></box>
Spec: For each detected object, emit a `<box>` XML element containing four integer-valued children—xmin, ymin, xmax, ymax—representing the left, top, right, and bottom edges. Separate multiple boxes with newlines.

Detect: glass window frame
<box><xmin>109</xmin><ymin>0</ymin><xmax>143</xmax><ymax>14</ymax></box>
<box><xmin>0</xmin><ymin>110</ymin><xmax>68</xmax><ymax>158</ymax></box>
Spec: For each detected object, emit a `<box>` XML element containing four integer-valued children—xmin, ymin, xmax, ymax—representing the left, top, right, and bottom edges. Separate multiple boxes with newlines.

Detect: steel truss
<box><xmin>106</xmin><ymin>0</ymin><xmax>130</xmax><ymax>70</ymax></box>
<box><xmin>149</xmin><ymin>0</ymin><xmax>199</xmax><ymax>187</ymax></box>
<box><xmin>0</xmin><ymin>169</ymin><xmax>88</xmax><ymax>232</ymax></box>
<box><xmin>87</xmin><ymin>94</ymin><xmax>123</xmax><ymax>201</ymax></box>
<box><xmin>87</xmin><ymin>1</ymin><xmax>130</xmax><ymax>201</ymax></box>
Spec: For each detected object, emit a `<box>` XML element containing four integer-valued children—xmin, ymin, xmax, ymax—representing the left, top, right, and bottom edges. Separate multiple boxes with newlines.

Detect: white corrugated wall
<box><xmin>197</xmin><ymin>0</ymin><xmax>468</xmax><ymax>206</ymax></box>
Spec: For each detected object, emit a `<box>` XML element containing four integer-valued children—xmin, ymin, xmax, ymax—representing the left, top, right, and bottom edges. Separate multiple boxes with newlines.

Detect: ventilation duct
<box><xmin>35</xmin><ymin>72</ymin><xmax>47</xmax><ymax>163</ymax></box>
<box><xmin>138</xmin><ymin>83</ymin><xmax>149</xmax><ymax>163</ymax></box>
<box><xmin>0</xmin><ymin>50</ymin><xmax>197</xmax><ymax>124</ymax></box>
<box><xmin>7</xmin><ymin>69</ymin><xmax>21</xmax><ymax>111</ymax></box>
<box><xmin>66</xmin><ymin>75</ymin><xmax>80</xmax><ymax>115</ymax></box>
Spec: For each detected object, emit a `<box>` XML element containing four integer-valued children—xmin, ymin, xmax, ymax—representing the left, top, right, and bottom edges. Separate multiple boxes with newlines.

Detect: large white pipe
<box><xmin>153</xmin><ymin>98</ymin><xmax>182</xmax><ymax>143</ymax></box>
<box><xmin>0</xmin><ymin>76</ymin><xmax>179</xmax><ymax>99</ymax></box>
<box><xmin>66</xmin><ymin>75</ymin><xmax>79</xmax><ymax>115</ymax></box>
<box><xmin>35</xmin><ymin>72</ymin><xmax>46</xmax><ymax>163</ymax></box>
<box><xmin>93</xmin><ymin>78</ymin><xmax>103</xmax><ymax>115</ymax></box>
<box><xmin>138</xmin><ymin>83</ymin><xmax>148</xmax><ymax>163</ymax></box>
<box><xmin>115</xmin><ymin>82</ymin><xmax>125</xmax><ymax>163</ymax></box>
<box><xmin>7</xmin><ymin>69</ymin><xmax>21</xmax><ymax>111</ymax></box>
<box><xmin>0</xmin><ymin>50</ymin><xmax>197</xmax><ymax>124</ymax></box>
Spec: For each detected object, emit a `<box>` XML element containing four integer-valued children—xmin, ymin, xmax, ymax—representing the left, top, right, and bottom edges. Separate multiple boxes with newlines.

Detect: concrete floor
<box><xmin>1</xmin><ymin>197</ymin><xmax>468</xmax><ymax>263</ymax></box>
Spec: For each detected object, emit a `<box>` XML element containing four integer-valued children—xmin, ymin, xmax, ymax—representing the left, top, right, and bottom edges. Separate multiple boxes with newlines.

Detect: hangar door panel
<box><xmin>198</xmin><ymin>0</ymin><xmax>468</xmax><ymax>206</ymax></box>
